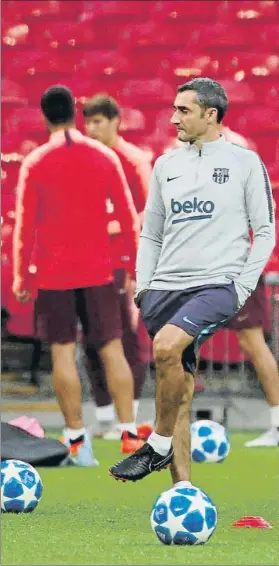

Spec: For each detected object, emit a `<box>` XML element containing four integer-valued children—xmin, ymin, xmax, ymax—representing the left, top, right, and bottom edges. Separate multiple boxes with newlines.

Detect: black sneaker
<box><xmin>109</xmin><ymin>442</ymin><xmax>173</xmax><ymax>482</ymax></box>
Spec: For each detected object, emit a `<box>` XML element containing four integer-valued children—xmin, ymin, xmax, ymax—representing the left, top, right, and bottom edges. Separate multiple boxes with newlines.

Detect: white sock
<box><xmin>117</xmin><ymin>422</ymin><xmax>137</xmax><ymax>435</ymax></box>
<box><xmin>270</xmin><ymin>405</ymin><xmax>279</xmax><ymax>428</ymax></box>
<box><xmin>147</xmin><ymin>431</ymin><xmax>173</xmax><ymax>456</ymax></box>
<box><xmin>133</xmin><ymin>399</ymin><xmax>140</xmax><ymax>420</ymax></box>
<box><xmin>173</xmin><ymin>481</ymin><xmax>192</xmax><ymax>489</ymax></box>
<box><xmin>65</xmin><ymin>427</ymin><xmax>86</xmax><ymax>441</ymax></box>
<box><xmin>95</xmin><ymin>404</ymin><xmax>114</xmax><ymax>423</ymax></box>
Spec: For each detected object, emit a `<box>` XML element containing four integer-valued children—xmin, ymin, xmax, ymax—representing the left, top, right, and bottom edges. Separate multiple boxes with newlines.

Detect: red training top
<box><xmin>13</xmin><ymin>129</ymin><xmax>139</xmax><ymax>293</ymax></box>
<box><xmin>108</xmin><ymin>136</ymin><xmax>152</xmax><ymax>270</ymax></box>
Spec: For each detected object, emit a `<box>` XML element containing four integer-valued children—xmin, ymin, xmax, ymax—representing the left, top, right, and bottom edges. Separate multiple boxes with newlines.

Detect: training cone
<box><xmin>232</xmin><ymin>516</ymin><xmax>273</xmax><ymax>529</ymax></box>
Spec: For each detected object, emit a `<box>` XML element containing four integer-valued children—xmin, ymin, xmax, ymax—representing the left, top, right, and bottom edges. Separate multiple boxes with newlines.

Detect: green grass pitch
<box><xmin>1</xmin><ymin>434</ymin><xmax>278</xmax><ymax>565</ymax></box>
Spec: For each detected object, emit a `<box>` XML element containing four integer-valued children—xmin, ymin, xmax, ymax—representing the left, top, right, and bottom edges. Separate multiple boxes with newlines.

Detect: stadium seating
<box><xmin>82</xmin><ymin>0</ymin><xmax>146</xmax><ymax>18</ymax></box>
<box><xmin>3</xmin><ymin>49</ymin><xmax>81</xmax><ymax>78</ymax></box>
<box><xmin>148</xmin><ymin>0</ymin><xmax>219</xmax><ymax>21</ymax></box>
<box><xmin>1</xmin><ymin>0</ymin><xmax>278</xmax><ymax>359</ymax></box>
<box><xmin>4</xmin><ymin>107</ymin><xmax>46</xmax><ymax>138</ymax></box>
<box><xmin>1</xmin><ymin>78</ymin><xmax>28</xmax><ymax>105</ymax></box>
<box><xmin>2</xmin><ymin>0</ymin><xmax>82</xmax><ymax>22</ymax></box>
<box><xmin>74</xmin><ymin>50</ymin><xmax>134</xmax><ymax>78</ymax></box>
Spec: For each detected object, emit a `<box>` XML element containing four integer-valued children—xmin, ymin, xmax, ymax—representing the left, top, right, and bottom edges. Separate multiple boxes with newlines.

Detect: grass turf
<box><xmin>1</xmin><ymin>433</ymin><xmax>278</xmax><ymax>565</ymax></box>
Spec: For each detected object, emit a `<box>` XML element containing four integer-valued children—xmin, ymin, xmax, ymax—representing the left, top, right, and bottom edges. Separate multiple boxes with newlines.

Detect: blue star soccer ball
<box><xmin>1</xmin><ymin>459</ymin><xmax>43</xmax><ymax>513</ymax></box>
<box><xmin>191</xmin><ymin>419</ymin><xmax>230</xmax><ymax>463</ymax></box>
<box><xmin>151</xmin><ymin>485</ymin><xmax>217</xmax><ymax>545</ymax></box>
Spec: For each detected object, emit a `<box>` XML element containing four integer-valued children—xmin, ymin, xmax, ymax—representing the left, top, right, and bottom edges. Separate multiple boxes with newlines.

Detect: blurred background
<box><xmin>1</xmin><ymin>0</ymin><xmax>279</xmax><ymax>431</ymax></box>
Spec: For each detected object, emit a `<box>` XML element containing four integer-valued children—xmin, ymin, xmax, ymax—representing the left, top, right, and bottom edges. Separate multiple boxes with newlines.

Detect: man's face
<box><xmin>171</xmin><ymin>90</ymin><xmax>215</xmax><ymax>143</ymax></box>
<box><xmin>84</xmin><ymin>113</ymin><xmax>117</xmax><ymax>146</ymax></box>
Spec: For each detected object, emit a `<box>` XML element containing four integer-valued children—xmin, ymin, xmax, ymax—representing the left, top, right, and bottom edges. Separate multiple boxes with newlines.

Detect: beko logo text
<box><xmin>171</xmin><ymin>197</ymin><xmax>215</xmax><ymax>224</ymax></box>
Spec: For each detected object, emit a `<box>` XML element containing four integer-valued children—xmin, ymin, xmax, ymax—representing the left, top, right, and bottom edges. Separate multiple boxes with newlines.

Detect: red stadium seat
<box><xmin>76</xmin><ymin>50</ymin><xmax>133</xmax><ymax>78</ymax></box>
<box><xmin>268</xmin><ymin>165</ymin><xmax>279</xmax><ymax>189</ymax></box>
<box><xmin>50</xmin><ymin>1</ymin><xmax>85</xmax><ymax>18</ymax></box>
<box><xmin>119</xmin><ymin>108</ymin><xmax>146</xmax><ymax>132</ymax></box>
<box><xmin>1</xmin><ymin>222</ymin><xmax>14</xmax><ymax>248</ymax></box>
<box><xmin>118</xmin><ymin>21</ymin><xmax>198</xmax><ymax>49</ymax></box>
<box><xmin>145</xmin><ymin>108</ymin><xmax>175</xmax><ymax>136</ymax></box>
<box><xmin>119</xmin><ymin>48</ymin><xmax>163</xmax><ymax>78</ymax></box>
<box><xmin>229</xmin><ymin>53</ymin><xmax>279</xmax><ymax>77</ymax></box>
<box><xmin>2</xmin><ymin>23</ymin><xmax>30</xmax><ymax>47</ymax></box>
<box><xmin>231</xmin><ymin>107</ymin><xmax>279</xmax><ymax>135</ymax></box>
<box><xmin>147</xmin><ymin>0</ymin><xmax>216</xmax><ymax>21</ymax></box>
<box><xmin>157</xmin><ymin>51</ymin><xmax>222</xmax><ymax>80</ymax></box>
<box><xmin>254</xmin><ymin>137</ymin><xmax>279</xmax><ymax>184</ymax></box>
<box><xmin>216</xmin><ymin>52</ymin><xmax>279</xmax><ymax>80</ymax></box>
<box><xmin>254</xmin><ymin>136</ymin><xmax>279</xmax><ymax>165</ymax></box>
<box><xmin>80</xmin><ymin>19</ymin><xmax>138</xmax><ymax>50</ymax></box>
<box><xmin>120</xmin><ymin>79</ymin><xmax>175</xmax><ymax>106</ymax></box>
<box><xmin>217</xmin><ymin>79</ymin><xmax>255</xmax><ymax>104</ymax></box>
<box><xmin>2</xmin><ymin>1</ymin><xmax>82</xmax><ymax>22</ymax></box>
<box><xmin>1</xmin><ymin>1</ymin><xmax>57</xmax><ymax>23</ymax></box>
<box><xmin>81</xmin><ymin>0</ymin><xmax>145</xmax><ymax>18</ymax></box>
<box><xmin>185</xmin><ymin>23</ymin><xmax>259</xmax><ymax>50</ymax></box>
<box><xmin>81</xmin><ymin>77</ymin><xmax>129</xmax><ymax>102</ymax></box>
<box><xmin>4</xmin><ymin>107</ymin><xmax>46</xmax><ymax>136</ymax></box>
<box><xmin>1</xmin><ymin>191</ymin><xmax>16</xmax><ymax>220</ymax></box>
<box><xmin>221</xmin><ymin>0</ymin><xmax>279</xmax><ymax>23</ymax></box>
<box><xmin>2</xmin><ymin>49</ymin><xmax>81</xmax><ymax>78</ymax></box>
<box><xmin>32</xmin><ymin>20</ymin><xmax>96</xmax><ymax>49</ymax></box>
<box><xmin>1</xmin><ymin>78</ymin><xmax>28</xmax><ymax>105</ymax></box>
<box><xmin>3</xmin><ymin>18</ymin><xmax>92</xmax><ymax>50</ymax></box>
<box><xmin>2</xmin><ymin>133</ymin><xmax>39</xmax><ymax>158</ymax></box>
<box><xmin>250</xmin><ymin>78</ymin><xmax>279</xmax><ymax>108</ymax></box>
<box><xmin>127</xmin><ymin>21</ymin><xmax>255</xmax><ymax>52</ymax></box>
<box><xmin>237</xmin><ymin>23</ymin><xmax>279</xmax><ymax>49</ymax></box>
<box><xmin>1</xmin><ymin>160</ymin><xmax>21</xmax><ymax>195</ymax></box>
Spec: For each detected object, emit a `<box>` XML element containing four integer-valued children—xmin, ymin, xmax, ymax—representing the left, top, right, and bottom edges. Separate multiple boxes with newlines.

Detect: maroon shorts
<box><xmin>35</xmin><ymin>283</ymin><xmax>122</xmax><ymax>347</ymax></box>
<box><xmin>228</xmin><ymin>276</ymin><xmax>267</xmax><ymax>331</ymax></box>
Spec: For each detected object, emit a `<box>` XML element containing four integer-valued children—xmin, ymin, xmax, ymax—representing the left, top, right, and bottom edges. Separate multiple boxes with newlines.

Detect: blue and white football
<box><xmin>191</xmin><ymin>419</ymin><xmax>230</xmax><ymax>463</ymax></box>
<box><xmin>1</xmin><ymin>459</ymin><xmax>43</xmax><ymax>513</ymax></box>
<box><xmin>151</xmin><ymin>485</ymin><xmax>217</xmax><ymax>545</ymax></box>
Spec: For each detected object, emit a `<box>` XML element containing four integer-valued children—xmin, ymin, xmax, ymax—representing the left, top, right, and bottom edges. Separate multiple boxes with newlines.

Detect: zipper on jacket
<box><xmin>195</xmin><ymin>147</ymin><xmax>202</xmax><ymax>183</ymax></box>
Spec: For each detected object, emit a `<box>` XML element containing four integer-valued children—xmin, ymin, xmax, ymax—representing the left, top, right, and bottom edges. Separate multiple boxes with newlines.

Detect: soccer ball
<box><xmin>151</xmin><ymin>485</ymin><xmax>217</xmax><ymax>545</ymax></box>
<box><xmin>1</xmin><ymin>459</ymin><xmax>43</xmax><ymax>513</ymax></box>
<box><xmin>191</xmin><ymin>419</ymin><xmax>230</xmax><ymax>463</ymax></box>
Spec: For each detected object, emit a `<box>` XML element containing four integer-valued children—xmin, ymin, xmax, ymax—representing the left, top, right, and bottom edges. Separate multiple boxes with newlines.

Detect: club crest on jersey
<box><xmin>212</xmin><ymin>168</ymin><xmax>230</xmax><ymax>184</ymax></box>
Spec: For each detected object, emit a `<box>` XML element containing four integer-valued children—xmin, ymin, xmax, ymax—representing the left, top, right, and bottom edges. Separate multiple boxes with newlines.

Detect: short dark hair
<box><xmin>177</xmin><ymin>78</ymin><xmax>228</xmax><ymax>123</ymax></box>
<box><xmin>40</xmin><ymin>85</ymin><xmax>75</xmax><ymax>125</ymax></box>
<box><xmin>82</xmin><ymin>94</ymin><xmax>120</xmax><ymax>120</ymax></box>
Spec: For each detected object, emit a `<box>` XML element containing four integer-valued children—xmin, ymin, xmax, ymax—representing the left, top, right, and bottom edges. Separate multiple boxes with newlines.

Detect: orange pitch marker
<box><xmin>232</xmin><ymin>516</ymin><xmax>273</xmax><ymax>529</ymax></box>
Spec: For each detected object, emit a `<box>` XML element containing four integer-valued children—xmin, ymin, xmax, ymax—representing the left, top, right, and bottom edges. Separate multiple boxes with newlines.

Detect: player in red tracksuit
<box><xmin>13</xmin><ymin>86</ymin><xmax>143</xmax><ymax>465</ymax></box>
<box><xmin>83</xmin><ymin>94</ymin><xmax>153</xmax><ymax>443</ymax></box>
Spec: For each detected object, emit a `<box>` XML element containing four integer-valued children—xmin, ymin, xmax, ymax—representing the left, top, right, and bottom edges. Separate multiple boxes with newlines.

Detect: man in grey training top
<box><xmin>109</xmin><ymin>78</ymin><xmax>275</xmax><ymax>485</ymax></box>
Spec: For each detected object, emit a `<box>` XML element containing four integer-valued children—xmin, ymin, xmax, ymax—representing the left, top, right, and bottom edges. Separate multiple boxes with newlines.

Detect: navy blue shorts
<box><xmin>140</xmin><ymin>283</ymin><xmax>238</xmax><ymax>375</ymax></box>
